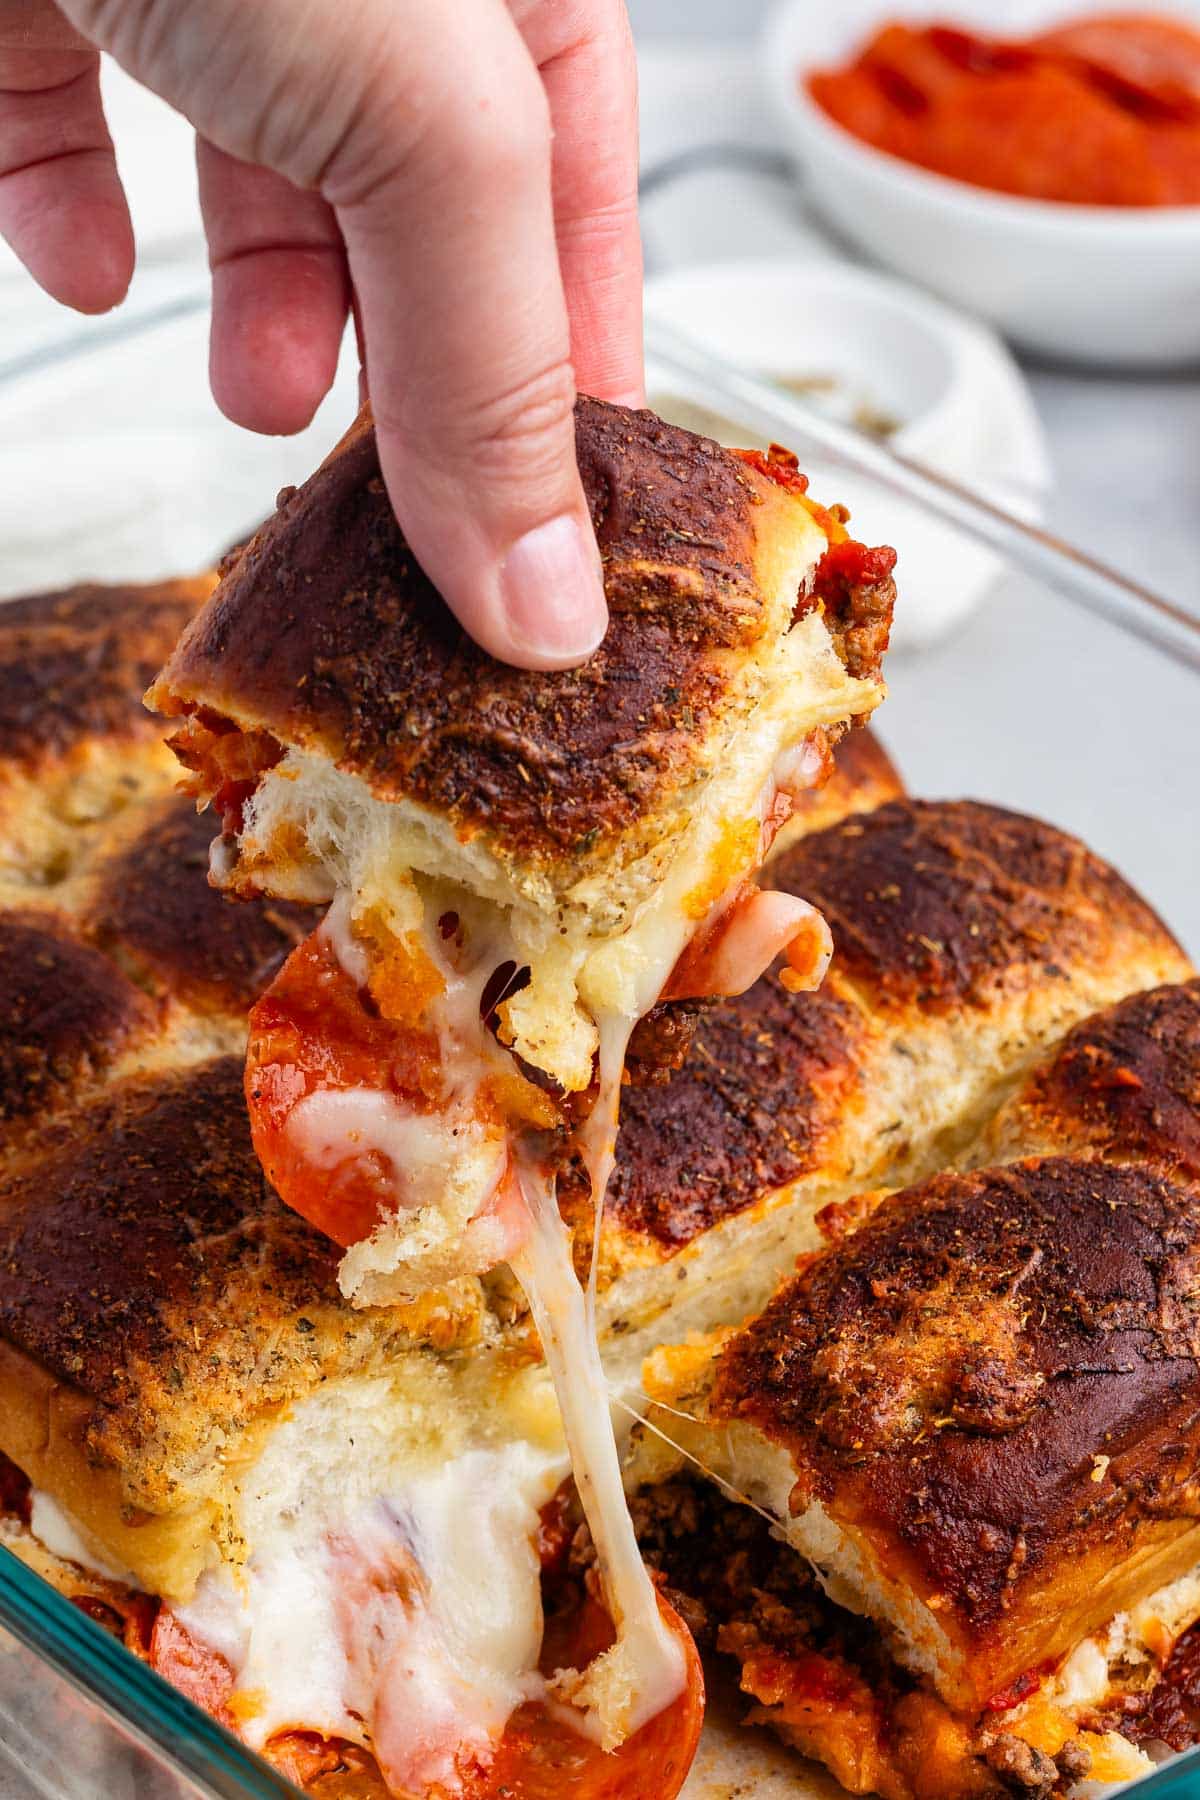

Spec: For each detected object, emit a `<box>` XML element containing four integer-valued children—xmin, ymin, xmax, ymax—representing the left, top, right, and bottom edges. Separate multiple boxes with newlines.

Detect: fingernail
<box><xmin>499</xmin><ymin>515</ymin><xmax>608</xmax><ymax>666</ymax></box>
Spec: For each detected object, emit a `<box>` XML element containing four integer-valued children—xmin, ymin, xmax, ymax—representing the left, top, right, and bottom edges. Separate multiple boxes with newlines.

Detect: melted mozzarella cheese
<box><xmin>773</xmin><ymin>735</ymin><xmax>829</xmax><ymax>796</ymax></box>
<box><xmin>231</xmin><ymin>624</ymin><xmax>858</xmax><ymax>1766</ymax></box>
<box><xmin>512</xmin><ymin>1156</ymin><xmax>685</xmax><ymax>1747</ymax></box>
<box><xmin>241</xmin><ymin>609</ymin><xmax>872</xmax><ymax>1093</ymax></box>
<box><xmin>320</xmin><ymin>889</ymin><xmax>371</xmax><ymax>987</ymax></box>
<box><xmin>177</xmin><ymin>1378</ymin><xmax>561</xmax><ymax>1792</ymax></box>
<box><xmin>319</xmin><ymin>900</ymin><xmax>534</xmax><ymax>1301</ymax></box>
<box><xmin>297</xmin><ymin>761</ymin><xmax>829</xmax><ymax>1747</ymax></box>
<box><xmin>287</xmin><ymin>1087</ymin><xmax>506</xmax><ymax>1219</ymax></box>
<box><xmin>1052</xmin><ymin>1636</ymin><xmax>1111</xmax><ymax>1710</ymax></box>
<box><xmin>577</xmin><ymin>1010</ymin><xmax>636</xmax><ymax>1308</ymax></box>
<box><xmin>314</xmin><ymin>898</ymin><xmax>686</xmax><ymax>1754</ymax></box>
<box><xmin>27</xmin><ymin>1490</ymin><xmax>134</xmax><ymax>1586</ymax></box>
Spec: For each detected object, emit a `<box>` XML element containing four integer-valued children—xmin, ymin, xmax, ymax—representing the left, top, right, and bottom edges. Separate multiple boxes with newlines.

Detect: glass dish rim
<box><xmin>0</xmin><ymin>1547</ymin><xmax>301</xmax><ymax>1799</ymax></box>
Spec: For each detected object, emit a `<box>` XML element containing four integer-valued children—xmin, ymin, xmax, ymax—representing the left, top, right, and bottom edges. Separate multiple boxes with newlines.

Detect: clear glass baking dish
<box><xmin>0</xmin><ymin>288</ymin><xmax>1197</xmax><ymax>1800</ymax></box>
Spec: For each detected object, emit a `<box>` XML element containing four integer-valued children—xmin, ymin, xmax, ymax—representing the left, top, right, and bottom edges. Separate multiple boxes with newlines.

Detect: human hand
<box><xmin>0</xmin><ymin>0</ymin><xmax>642</xmax><ymax>667</ymax></box>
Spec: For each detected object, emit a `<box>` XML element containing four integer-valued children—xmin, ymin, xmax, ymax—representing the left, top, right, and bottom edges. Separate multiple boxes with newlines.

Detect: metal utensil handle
<box><xmin>644</xmin><ymin>317</ymin><xmax>1200</xmax><ymax>677</ymax></box>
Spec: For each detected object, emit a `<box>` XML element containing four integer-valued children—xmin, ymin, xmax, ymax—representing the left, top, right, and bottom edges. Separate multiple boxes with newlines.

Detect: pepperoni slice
<box><xmin>268</xmin><ymin>1732</ymin><xmax>389</xmax><ymax>1795</ymax></box>
<box><xmin>149</xmin><ymin>1610</ymin><xmax>236</xmax><ymax>1725</ymax></box>
<box><xmin>245</xmin><ymin>926</ymin><xmax>455</xmax><ymax>1246</ymax></box>
<box><xmin>466</xmin><ymin>1592</ymin><xmax>704</xmax><ymax>1800</ymax></box>
<box><xmin>665</xmin><ymin>884</ymin><xmax>832</xmax><ymax>1002</ymax></box>
<box><xmin>245</xmin><ymin>918</ymin><xmax>549</xmax><ymax>1262</ymax></box>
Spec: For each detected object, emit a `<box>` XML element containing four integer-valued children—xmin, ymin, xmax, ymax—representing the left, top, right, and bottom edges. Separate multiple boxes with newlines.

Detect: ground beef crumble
<box><xmin>984</xmin><ymin>1732</ymin><xmax>1092</xmax><ymax>1798</ymax></box>
<box><xmin>567</xmin><ymin>1474</ymin><xmax>911</xmax><ymax>1696</ymax></box>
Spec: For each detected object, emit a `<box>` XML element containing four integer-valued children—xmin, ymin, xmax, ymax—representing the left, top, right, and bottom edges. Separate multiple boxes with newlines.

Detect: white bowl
<box><xmin>644</xmin><ymin>257</ymin><xmax>1050</xmax><ymax>653</ymax></box>
<box><xmin>762</xmin><ymin>0</ymin><xmax>1200</xmax><ymax>368</ymax></box>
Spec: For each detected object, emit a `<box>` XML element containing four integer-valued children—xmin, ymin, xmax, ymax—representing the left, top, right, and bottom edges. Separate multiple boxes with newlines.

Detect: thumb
<box><xmin>328</xmin><ymin>3</ymin><xmax>608</xmax><ymax>669</ymax></box>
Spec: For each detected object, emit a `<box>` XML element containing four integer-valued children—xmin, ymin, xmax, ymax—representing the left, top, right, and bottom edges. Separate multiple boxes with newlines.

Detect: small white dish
<box><xmin>762</xmin><ymin>0</ymin><xmax>1200</xmax><ymax>368</ymax></box>
<box><xmin>644</xmin><ymin>256</ymin><xmax>1051</xmax><ymax>654</ymax></box>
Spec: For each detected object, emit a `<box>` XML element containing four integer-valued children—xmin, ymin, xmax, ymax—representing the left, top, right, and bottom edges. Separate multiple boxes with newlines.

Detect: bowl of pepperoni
<box><xmin>763</xmin><ymin>0</ymin><xmax>1200</xmax><ymax>366</ymax></box>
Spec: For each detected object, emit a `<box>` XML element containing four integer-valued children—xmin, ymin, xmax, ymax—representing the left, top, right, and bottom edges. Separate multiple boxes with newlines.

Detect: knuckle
<box><xmin>327</xmin><ymin>61</ymin><xmax>550</xmax><ymax>212</ymax></box>
<box><xmin>465</xmin><ymin>365</ymin><xmax>580</xmax><ymax>499</ymax></box>
<box><xmin>247</xmin><ymin>87</ymin><xmax>334</xmax><ymax>187</ymax></box>
<box><xmin>381</xmin><ymin>361</ymin><xmax>577</xmax><ymax>491</ymax></box>
<box><xmin>248</xmin><ymin>49</ymin><xmax>387</xmax><ymax>193</ymax></box>
<box><xmin>72</xmin><ymin>0</ymin><xmax>168</xmax><ymax>75</ymax></box>
<box><xmin>558</xmin><ymin>189</ymin><xmax>639</xmax><ymax>250</ymax></box>
<box><xmin>299</xmin><ymin>52</ymin><xmax>409</xmax><ymax>201</ymax></box>
<box><xmin>472</xmin><ymin>362</ymin><xmax>578</xmax><ymax>468</ymax></box>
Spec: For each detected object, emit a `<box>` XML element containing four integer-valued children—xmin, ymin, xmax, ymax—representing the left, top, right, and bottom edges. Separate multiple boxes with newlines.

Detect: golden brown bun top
<box><xmin>0</xmin><ymin>577</ymin><xmax>213</xmax><ymax>769</ymax></box>
<box><xmin>712</xmin><ymin>1154</ymin><xmax>1200</xmax><ymax>1643</ymax></box>
<box><xmin>0</xmin><ymin>575</ymin><xmax>896</xmax><ymax>1530</ymax></box>
<box><xmin>659</xmin><ymin>823</ymin><xmax>1196</xmax><ymax>1681</ymax></box>
<box><xmin>0</xmin><ymin>577</ymin><xmax>316</xmax><ymax>1146</ymax></box>
<box><xmin>0</xmin><ymin>1057</ymin><xmax>440</xmax><ymax>1517</ymax></box>
<box><xmin>574</xmin><ymin>798</ymin><xmax>1187</xmax><ymax>1260</ymax></box>
<box><xmin>0</xmin><ymin>579</ymin><xmax>353</xmax><ymax>1521</ymax></box>
<box><xmin>774</xmin><ymin>796</ymin><xmax>1180</xmax><ymax>1017</ymax></box>
<box><xmin>982</xmin><ymin>977</ymin><xmax>1200</xmax><ymax>1179</ymax></box>
<box><xmin>0</xmin><ymin>578</ymin><xmax>414</xmax><ymax>1528</ymax></box>
<box><xmin>0</xmin><ymin>573</ymin><xmax>1187</xmax><ymax>1548</ymax></box>
<box><xmin>87</xmin><ymin>795</ymin><xmax>313</xmax><ymax>1015</ymax></box>
<box><xmin>0</xmin><ymin>793</ymin><xmax>316</xmax><ymax>1146</ymax></box>
<box><xmin>148</xmin><ymin>400</ymin><xmax>893</xmax><ymax>873</ymax></box>
<box><xmin>0</xmin><ymin>909</ymin><xmax>157</xmax><ymax>1140</ymax></box>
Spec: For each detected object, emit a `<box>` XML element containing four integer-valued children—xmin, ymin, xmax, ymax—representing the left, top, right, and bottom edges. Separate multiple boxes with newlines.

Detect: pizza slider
<box><xmin>0</xmin><ymin>575</ymin><xmax>215</xmax><ymax>889</ymax></box>
<box><xmin>585</xmin><ymin>797</ymin><xmax>1191</xmax><ymax>1380</ymax></box>
<box><xmin>147</xmin><ymin>398</ymin><xmax>894</xmax><ymax>1305</ymax></box>
<box><xmin>0</xmin><ymin>575</ymin><xmax>898</xmax><ymax>1800</ymax></box>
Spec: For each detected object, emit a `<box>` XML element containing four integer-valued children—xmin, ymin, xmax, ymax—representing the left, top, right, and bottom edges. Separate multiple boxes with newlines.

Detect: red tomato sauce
<box><xmin>983</xmin><ymin>1667</ymin><xmax>1046</xmax><ymax>1713</ymax></box>
<box><xmin>807</xmin><ymin>13</ymin><xmax>1200</xmax><ymax>204</ymax></box>
<box><xmin>737</xmin><ymin>443</ymin><xmax>852</xmax><ymax>545</ymax></box>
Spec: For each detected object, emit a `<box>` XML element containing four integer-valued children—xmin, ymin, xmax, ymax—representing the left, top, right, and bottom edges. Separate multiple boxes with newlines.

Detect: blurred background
<box><xmin>631</xmin><ymin>1</ymin><xmax>774</xmax><ymax>31</ymax></box>
<box><xmin>1</xmin><ymin>0</ymin><xmax>1198</xmax><ymax>947</ymax></box>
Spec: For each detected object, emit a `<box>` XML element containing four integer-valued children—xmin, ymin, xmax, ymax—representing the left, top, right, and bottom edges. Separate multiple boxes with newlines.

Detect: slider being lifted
<box><xmin>150</xmin><ymin>398</ymin><xmax>892</xmax><ymax>1301</ymax></box>
<box><xmin>148</xmin><ymin>396</ymin><xmax>893</xmax><ymax>1786</ymax></box>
